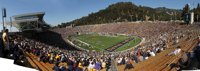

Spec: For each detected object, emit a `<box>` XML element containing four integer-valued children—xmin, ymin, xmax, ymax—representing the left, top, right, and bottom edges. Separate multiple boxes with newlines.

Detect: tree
<box><xmin>182</xmin><ymin>4</ymin><xmax>190</xmax><ymax>19</ymax></box>
<box><xmin>197</xmin><ymin>3</ymin><xmax>200</xmax><ymax>11</ymax></box>
<box><xmin>193</xmin><ymin>3</ymin><xmax>200</xmax><ymax>22</ymax></box>
<box><xmin>197</xmin><ymin>3</ymin><xmax>200</xmax><ymax>22</ymax></box>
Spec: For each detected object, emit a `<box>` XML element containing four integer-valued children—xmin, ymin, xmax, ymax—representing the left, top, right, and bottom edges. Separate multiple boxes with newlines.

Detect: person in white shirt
<box><xmin>150</xmin><ymin>51</ymin><xmax>155</xmax><ymax>56</ymax></box>
<box><xmin>117</xmin><ymin>57</ymin><xmax>122</xmax><ymax>65</ymax></box>
<box><xmin>88</xmin><ymin>62</ymin><xmax>95</xmax><ymax>71</ymax></box>
<box><xmin>167</xmin><ymin>46</ymin><xmax>181</xmax><ymax>56</ymax></box>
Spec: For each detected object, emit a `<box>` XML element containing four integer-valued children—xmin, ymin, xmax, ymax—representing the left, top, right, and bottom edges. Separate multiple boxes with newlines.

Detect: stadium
<box><xmin>3</xmin><ymin>21</ymin><xmax>199</xmax><ymax>71</ymax></box>
<box><xmin>1</xmin><ymin>1</ymin><xmax>200</xmax><ymax>71</ymax></box>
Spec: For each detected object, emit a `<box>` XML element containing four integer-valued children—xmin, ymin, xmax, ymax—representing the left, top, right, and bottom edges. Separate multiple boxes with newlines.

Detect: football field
<box><xmin>68</xmin><ymin>33</ymin><xmax>141</xmax><ymax>52</ymax></box>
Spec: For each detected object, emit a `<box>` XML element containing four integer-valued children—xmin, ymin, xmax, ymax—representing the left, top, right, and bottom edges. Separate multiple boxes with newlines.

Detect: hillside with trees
<box><xmin>57</xmin><ymin>2</ymin><xmax>182</xmax><ymax>27</ymax></box>
<box><xmin>193</xmin><ymin>3</ymin><xmax>200</xmax><ymax>21</ymax></box>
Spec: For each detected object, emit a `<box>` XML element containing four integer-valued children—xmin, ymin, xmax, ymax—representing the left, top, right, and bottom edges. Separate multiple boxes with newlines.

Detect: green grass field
<box><xmin>115</xmin><ymin>36</ymin><xmax>141</xmax><ymax>51</ymax></box>
<box><xmin>68</xmin><ymin>33</ymin><xmax>141</xmax><ymax>52</ymax></box>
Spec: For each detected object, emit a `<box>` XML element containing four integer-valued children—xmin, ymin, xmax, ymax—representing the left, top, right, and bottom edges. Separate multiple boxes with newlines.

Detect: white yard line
<box><xmin>66</xmin><ymin>39</ymin><xmax>89</xmax><ymax>52</ymax></box>
<box><xmin>74</xmin><ymin>38</ymin><xmax>90</xmax><ymax>46</ymax></box>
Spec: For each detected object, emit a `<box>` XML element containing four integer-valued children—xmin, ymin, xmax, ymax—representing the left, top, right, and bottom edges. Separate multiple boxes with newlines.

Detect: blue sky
<box><xmin>0</xmin><ymin>0</ymin><xmax>199</xmax><ymax>30</ymax></box>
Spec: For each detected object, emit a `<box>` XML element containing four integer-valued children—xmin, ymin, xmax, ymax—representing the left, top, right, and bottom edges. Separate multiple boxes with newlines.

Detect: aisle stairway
<box><xmin>25</xmin><ymin>52</ymin><xmax>54</xmax><ymax>71</ymax></box>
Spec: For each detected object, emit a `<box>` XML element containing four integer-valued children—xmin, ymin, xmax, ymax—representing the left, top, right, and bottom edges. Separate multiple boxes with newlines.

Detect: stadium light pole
<box><xmin>2</xmin><ymin>8</ymin><xmax>4</xmax><ymax>30</ymax></box>
<box><xmin>153</xmin><ymin>14</ymin><xmax>155</xmax><ymax>22</ymax></box>
<box><xmin>174</xmin><ymin>12</ymin><xmax>176</xmax><ymax>21</ymax></box>
<box><xmin>135</xmin><ymin>14</ymin><xmax>138</xmax><ymax>21</ymax></box>
<box><xmin>130</xmin><ymin>15</ymin><xmax>133</xmax><ymax>22</ymax></box>
<box><xmin>2</xmin><ymin>8</ymin><xmax>7</xmax><ymax>30</ymax></box>
<box><xmin>10</xmin><ymin>17</ymin><xmax>12</xmax><ymax>32</ymax></box>
<box><xmin>197</xmin><ymin>14</ymin><xmax>199</xmax><ymax>23</ymax></box>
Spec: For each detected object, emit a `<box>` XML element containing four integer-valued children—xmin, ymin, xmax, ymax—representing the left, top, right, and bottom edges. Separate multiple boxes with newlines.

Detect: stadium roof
<box><xmin>12</xmin><ymin>12</ymin><xmax>45</xmax><ymax>19</ymax></box>
<box><xmin>10</xmin><ymin>12</ymin><xmax>47</xmax><ymax>32</ymax></box>
<box><xmin>13</xmin><ymin>18</ymin><xmax>39</xmax><ymax>23</ymax></box>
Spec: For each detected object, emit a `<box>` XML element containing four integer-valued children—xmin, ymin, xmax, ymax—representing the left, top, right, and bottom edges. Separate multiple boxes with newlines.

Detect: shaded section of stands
<box><xmin>19</xmin><ymin>30</ymin><xmax>79</xmax><ymax>50</ymax></box>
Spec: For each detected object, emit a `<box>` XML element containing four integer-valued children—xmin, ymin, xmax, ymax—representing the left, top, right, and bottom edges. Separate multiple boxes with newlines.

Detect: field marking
<box><xmin>75</xmin><ymin>35</ymin><xmax>127</xmax><ymax>49</ymax></box>
<box><xmin>68</xmin><ymin>34</ymin><xmax>137</xmax><ymax>52</ymax></box>
<box><xmin>118</xmin><ymin>37</ymin><xmax>145</xmax><ymax>53</ymax></box>
<box><xmin>74</xmin><ymin>38</ymin><xmax>105</xmax><ymax>50</ymax></box>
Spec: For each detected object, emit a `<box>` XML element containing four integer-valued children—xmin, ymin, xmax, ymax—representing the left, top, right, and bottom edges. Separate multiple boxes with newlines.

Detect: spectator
<box><xmin>88</xmin><ymin>62</ymin><xmax>95</xmax><ymax>71</ymax></box>
<box><xmin>105</xmin><ymin>59</ymin><xmax>111</xmax><ymax>71</ymax></box>
<box><xmin>121</xmin><ymin>57</ymin><xmax>126</xmax><ymax>65</ymax></box>
<box><xmin>76</xmin><ymin>61</ymin><xmax>83</xmax><ymax>71</ymax></box>
<box><xmin>198</xmin><ymin>36</ymin><xmax>200</xmax><ymax>44</ymax></box>
<box><xmin>149</xmin><ymin>50</ymin><xmax>155</xmax><ymax>56</ymax></box>
<box><xmin>117</xmin><ymin>58</ymin><xmax>122</xmax><ymax>65</ymax></box>
<box><xmin>132</xmin><ymin>54</ymin><xmax>138</xmax><ymax>63</ymax></box>
<box><xmin>95</xmin><ymin>59</ymin><xmax>101</xmax><ymax>71</ymax></box>
<box><xmin>13</xmin><ymin>44</ymin><xmax>20</xmax><ymax>64</ymax></box>
<box><xmin>124</xmin><ymin>58</ymin><xmax>134</xmax><ymax>71</ymax></box>
<box><xmin>53</xmin><ymin>62</ymin><xmax>60</xmax><ymax>71</ymax></box>
<box><xmin>138</xmin><ymin>55</ymin><xmax>143</xmax><ymax>62</ymax></box>
<box><xmin>59</xmin><ymin>62</ymin><xmax>67</xmax><ymax>71</ymax></box>
<box><xmin>194</xmin><ymin>44</ymin><xmax>200</xmax><ymax>62</ymax></box>
<box><xmin>101</xmin><ymin>60</ymin><xmax>106</xmax><ymax>69</ymax></box>
<box><xmin>67</xmin><ymin>59</ymin><xmax>74</xmax><ymax>71</ymax></box>
<box><xmin>2</xmin><ymin>29</ymin><xmax>10</xmax><ymax>58</ymax></box>
<box><xmin>82</xmin><ymin>59</ymin><xmax>88</xmax><ymax>71</ymax></box>
<box><xmin>49</xmin><ymin>52</ymin><xmax>54</xmax><ymax>64</ymax></box>
<box><xmin>167</xmin><ymin>46</ymin><xmax>181</xmax><ymax>56</ymax></box>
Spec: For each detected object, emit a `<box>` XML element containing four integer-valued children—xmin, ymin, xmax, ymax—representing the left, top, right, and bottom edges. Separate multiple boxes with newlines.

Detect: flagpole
<box><xmin>2</xmin><ymin>8</ymin><xmax>5</xmax><ymax>30</ymax></box>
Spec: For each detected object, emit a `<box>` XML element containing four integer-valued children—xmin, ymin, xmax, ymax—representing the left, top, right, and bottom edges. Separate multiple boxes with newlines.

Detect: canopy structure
<box><xmin>10</xmin><ymin>12</ymin><xmax>49</xmax><ymax>32</ymax></box>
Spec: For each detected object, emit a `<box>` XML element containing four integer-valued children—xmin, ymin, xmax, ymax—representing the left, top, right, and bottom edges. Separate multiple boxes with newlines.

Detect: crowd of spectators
<box><xmin>31</xmin><ymin>22</ymin><xmax>200</xmax><ymax>70</ymax></box>
<box><xmin>41</xmin><ymin>22</ymin><xmax>200</xmax><ymax>71</ymax></box>
<box><xmin>1</xmin><ymin>22</ymin><xmax>200</xmax><ymax>71</ymax></box>
<box><xmin>2</xmin><ymin>33</ymin><xmax>114</xmax><ymax>71</ymax></box>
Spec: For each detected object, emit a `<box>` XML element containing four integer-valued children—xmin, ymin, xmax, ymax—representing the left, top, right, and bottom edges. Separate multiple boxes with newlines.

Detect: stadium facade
<box><xmin>11</xmin><ymin>12</ymin><xmax>49</xmax><ymax>32</ymax></box>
